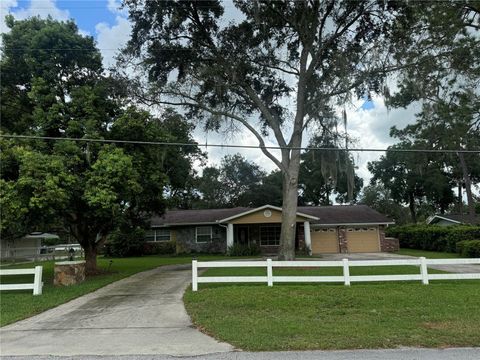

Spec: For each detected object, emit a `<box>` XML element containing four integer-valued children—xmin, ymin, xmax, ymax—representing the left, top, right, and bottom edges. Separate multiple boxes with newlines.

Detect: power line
<box><xmin>2</xmin><ymin>134</ymin><xmax>479</xmax><ymax>154</ymax></box>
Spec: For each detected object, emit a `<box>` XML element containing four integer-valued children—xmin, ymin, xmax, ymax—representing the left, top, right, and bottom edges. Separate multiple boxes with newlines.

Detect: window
<box><xmin>145</xmin><ymin>229</ymin><xmax>170</xmax><ymax>242</ymax></box>
<box><xmin>260</xmin><ymin>225</ymin><xmax>281</xmax><ymax>246</ymax></box>
<box><xmin>196</xmin><ymin>226</ymin><xmax>212</xmax><ymax>243</ymax></box>
<box><xmin>145</xmin><ymin>230</ymin><xmax>156</xmax><ymax>242</ymax></box>
<box><xmin>156</xmin><ymin>229</ymin><xmax>171</xmax><ymax>241</ymax></box>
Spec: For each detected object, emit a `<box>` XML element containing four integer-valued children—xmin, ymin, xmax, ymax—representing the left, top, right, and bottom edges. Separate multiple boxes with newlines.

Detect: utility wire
<box><xmin>2</xmin><ymin>134</ymin><xmax>479</xmax><ymax>154</ymax></box>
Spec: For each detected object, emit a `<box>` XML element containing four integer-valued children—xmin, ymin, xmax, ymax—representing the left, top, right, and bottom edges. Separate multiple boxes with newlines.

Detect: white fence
<box><xmin>0</xmin><ymin>266</ymin><xmax>43</xmax><ymax>295</ymax></box>
<box><xmin>191</xmin><ymin>258</ymin><xmax>480</xmax><ymax>291</ymax></box>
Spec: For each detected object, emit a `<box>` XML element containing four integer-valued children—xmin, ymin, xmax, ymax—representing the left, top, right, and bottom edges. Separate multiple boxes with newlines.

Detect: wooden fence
<box><xmin>191</xmin><ymin>258</ymin><xmax>480</xmax><ymax>291</ymax></box>
<box><xmin>0</xmin><ymin>266</ymin><xmax>43</xmax><ymax>295</ymax></box>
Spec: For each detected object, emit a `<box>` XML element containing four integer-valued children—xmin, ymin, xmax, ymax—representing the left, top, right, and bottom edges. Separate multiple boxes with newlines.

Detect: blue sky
<box><xmin>9</xmin><ymin>1</ymin><xmax>117</xmax><ymax>36</ymax></box>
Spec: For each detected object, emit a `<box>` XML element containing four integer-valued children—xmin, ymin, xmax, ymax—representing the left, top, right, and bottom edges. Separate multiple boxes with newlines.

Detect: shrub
<box><xmin>456</xmin><ymin>240</ymin><xmax>480</xmax><ymax>258</ymax></box>
<box><xmin>228</xmin><ymin>243</ymin><xmax>261</xmax><ymax>256</ymax></box>
<box><xmin>104</xmin><ymin>227</ymin><xmax>146</xmax><ymax>257</ymax></box>
<box><xmin>143</xmin><ymin>240</ymin><xmax>176</xmax><ymax>255</ymax></box>
<box><xmin>386</xmin><ymin>224</ymin><xmax>480</xmax><ymax>253</ymax></box>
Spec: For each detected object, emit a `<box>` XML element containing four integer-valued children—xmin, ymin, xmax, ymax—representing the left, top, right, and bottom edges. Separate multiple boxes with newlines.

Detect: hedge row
<box><xmin>385</xmin><ymin>224</ymin><xmax>480</xmax><ymax>253</ymax></box>
<box><xmin>456</xmin><ymin>240</ymin><xmax>480</xmax><ymax>258</ymax></box>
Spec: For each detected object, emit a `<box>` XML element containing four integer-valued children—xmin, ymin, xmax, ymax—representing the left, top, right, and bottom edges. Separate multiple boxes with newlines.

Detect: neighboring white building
<box><xmin>0</xmin><ymin>232</ymin><xmax>59</xmax><ymax>260</ymax></box>
<box><xmin>426</xmin><ymin>214</ymin><xmax>480</xmax><ymax>227</ymax></box>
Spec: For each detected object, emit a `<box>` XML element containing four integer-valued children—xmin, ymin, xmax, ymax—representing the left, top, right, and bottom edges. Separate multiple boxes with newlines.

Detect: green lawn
<box><xmin>0</xmin><ymin>254</ymin><xmax>239</xmax><ymax>327</ymax></box>
<box><xmin>395</xmin><ymin>248</ymin><xmax>460</xmax><ymax>258</ymax></box>
<box><xmin>184</xmin><ymin>266</ymin><xmax>480</xmax><ymax>350</ymax></box>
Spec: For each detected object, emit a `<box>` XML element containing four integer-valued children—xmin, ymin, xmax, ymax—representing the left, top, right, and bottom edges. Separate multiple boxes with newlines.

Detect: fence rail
<box><xmin>0</xmin><ymin>266</ymin><xmax>43</xmax><ymax>295</ymax></box>
<box><xmin>191</xmin><ymin>257</ymin><xmax>480</xmax><ymax>291</ymax></box>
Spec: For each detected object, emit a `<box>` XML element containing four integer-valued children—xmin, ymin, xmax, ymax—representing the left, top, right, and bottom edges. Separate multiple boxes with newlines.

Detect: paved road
<box><xmin>0</xmin><ymin>265</ymin><xmax>233</xmax><ymax>357</ymax></box>
<box><xmin>2</xmin><ymin>348</ymin><xmax>480</xmax><ymax>360</ymax></box>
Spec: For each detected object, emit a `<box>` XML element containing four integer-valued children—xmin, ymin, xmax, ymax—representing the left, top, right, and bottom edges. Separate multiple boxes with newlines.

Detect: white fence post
<box><xmin>419</xmin><ymin>257</ymin><xmax>429</xmax><ymax>285</ymax></box>
<box><xmin>33</xmin><ymin>266</ymin><xmax>43</xmax><ymax>295</ymax></box>
<box><xmin>267</xmin><ymin>259</ymin><xmax>273</xmax><ymax>287</ymax></box>
<box><xmin>192</xmin><ymin>260</ymin><xmax>198</xmax><ymax>291</ymax></box>
<box><xmin>343</xmin><ymin>258</ymin><xmax>350</xmax><ymax>286</ymax></box>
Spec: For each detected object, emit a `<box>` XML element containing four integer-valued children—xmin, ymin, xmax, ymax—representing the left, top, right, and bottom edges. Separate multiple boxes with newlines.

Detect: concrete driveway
<box><xmin>0</xmin><ymin>264</ymin><xmax>233</xmax><ymax>357</ymax></box>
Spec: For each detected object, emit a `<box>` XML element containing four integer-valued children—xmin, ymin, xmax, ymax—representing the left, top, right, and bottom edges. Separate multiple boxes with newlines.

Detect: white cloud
<box><xmin>191</xmin><ymin>95</ymin><xmax>420</xmax><ymax>187</ymax></box>
<box><xmin>0</xmin><ymin>1</ymin><xmax>18</xmax><ymax>34</ymax></box>
<box><xmin>1</xmin><ymin>0</ymin><xmax>71</xmax><ymax>47</ymax></box>
<box><xmin>107</xmin><ymin>0</ymin><xmax>127</xmax><ymax>16</ymax></box>
<box><xmin>12</xmin><ymin>0</ymin><xmax>69</xmax><ymax>22</ymax></box>
<box><xmin>343</xmin><ymin>95</ymin><xmax>419</xmax><ymax>183</ymax></box>
<box><xmin>95</xmin><ymin>16</ymin><xmax>131</xmax><ymax>68</ymax></box>
<box><xmin>193</xmin><ymin>125</ymin><xmax>281</xmax><ymax>174</ymax></box>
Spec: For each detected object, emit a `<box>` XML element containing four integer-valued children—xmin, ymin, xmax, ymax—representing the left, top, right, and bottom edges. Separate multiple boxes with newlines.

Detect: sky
<box><xmin>1</xmin><ymin>0</ymin><xmax>421</xmax><ymax>186</ymax></box>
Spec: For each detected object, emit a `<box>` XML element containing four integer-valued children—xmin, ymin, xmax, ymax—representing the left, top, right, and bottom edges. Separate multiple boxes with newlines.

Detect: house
<box><xmin>426</xmin><ymin>214</ymin><xmax>480</xmax><ymax>226</ymax></box>
<box><xmin>0</xmin><ymin>232</ymin><xmax>59</xmax><ymax>260</ymax></box>
<box><xmin>148</xmin><ymin>204</ymin><xmax>394</xmax><ymax>255</ymax></box>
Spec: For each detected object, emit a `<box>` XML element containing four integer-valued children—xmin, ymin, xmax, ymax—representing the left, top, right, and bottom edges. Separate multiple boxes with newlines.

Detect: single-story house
<box><xmin>426</xmin><ymin>214</ymin><xmax>480</xmax><ymax>226</ymax></box>
<box><xmin>0</xmin><ymin>232</ymin><xmax>59</xmax><ymax>260</ymax></box>
<box><xmin>148</xmin><ymin>205</ymin><xmax>395</xmax><ymax>255</ymax></box>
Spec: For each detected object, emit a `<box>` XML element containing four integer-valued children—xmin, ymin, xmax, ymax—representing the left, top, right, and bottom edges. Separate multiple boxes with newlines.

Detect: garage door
<box><xmin>346</xmin><ymin>227</ymin><xmax>380</xmax><ymax>253</ymax></box>
<box><xmin>311</xmin><ymin>228</ymin><xmax>338</xmax><ymax>254</ymax></box>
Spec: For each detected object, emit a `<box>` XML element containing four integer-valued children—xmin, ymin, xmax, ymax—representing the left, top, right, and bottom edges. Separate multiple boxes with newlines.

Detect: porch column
<box><xmin>304</xmin><ymin>221</ymin><xmax>312</xmax><ymax>255</ymax></box>
<box><xmin>226</xmin><ymin>223</ymin><xmax>234</xmax><ymax>249</ymax></box>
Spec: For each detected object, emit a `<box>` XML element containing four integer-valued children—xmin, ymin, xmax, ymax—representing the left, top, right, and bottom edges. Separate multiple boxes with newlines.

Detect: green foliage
<box><xmin>196</xmin><ymin>153</ymin><xmax>267</xmax><ymax>208</ymax></box>
<box><xmin>300</xmin><ymin>134</ymin><xmax>363</xmax><ymax>205</ymax></box>
<box><xmin>368</xmin><ymin>142</ymin><xmax>455</xmax><ymax>223</ymax></box>
<box><xmin>143</xmin><ymin>241</ymin><xmax>176</xmax><ymax>256</ymax></box>
<box><xmin>0</xmin><ymin>17</ymin><xmax>201</xmax><ymax>271</ymax></box>
<box><xmin>360</xmin><ymin>184</ymin><xmax>410</xmax><ymax>225</ymax></box>
<box><xmin>456</xmin><ymin>240</ymin><xmax>480</xmax><ymax>258</ymax></box>
<box><xmin>104</xmin><ymin>227</ymin><xmax>146</xmax><ymax>258</ymax></box>
<box><xmin>386</xmin><ymin>225</ymin><xmax>480</xmax><ymax>253</ymax></box>
<box><xmin>384</xmin><ymin>3</ymin><xmax>480</xmax><ymax>218</ymax></box>
<box><xmin>227</xmin><ymin>243</ymin><xmax>261</xmax><ymax>257</ymax></box>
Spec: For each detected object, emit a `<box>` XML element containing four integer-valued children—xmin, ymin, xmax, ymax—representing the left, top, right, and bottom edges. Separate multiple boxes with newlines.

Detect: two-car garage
<box><xmin>310</xmin><ymin>226</ymin><xmax>381</xmax><ymax>254</ymax></box>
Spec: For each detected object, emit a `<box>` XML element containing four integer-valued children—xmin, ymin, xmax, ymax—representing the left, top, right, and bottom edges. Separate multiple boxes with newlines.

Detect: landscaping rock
<box><xmin>54</xmin><ymin>261</ymin><xmax>86</xmax><ymax>286</ymax></box>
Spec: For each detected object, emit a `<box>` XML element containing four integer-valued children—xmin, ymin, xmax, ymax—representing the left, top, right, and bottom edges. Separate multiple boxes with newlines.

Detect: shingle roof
<box><xmin>151</xmin><ymin>207</ymin><xmax>249</xmax><ymax>226</ymax></box>
<box><xmin>298</xmin><ymin>205</ymin><xmax>393</xmax><ymax>225</ymax></box>
<box><xmin>151</xmin><ymin>205</ymin><xmax>393</xmax><ymax>226</ymax></box>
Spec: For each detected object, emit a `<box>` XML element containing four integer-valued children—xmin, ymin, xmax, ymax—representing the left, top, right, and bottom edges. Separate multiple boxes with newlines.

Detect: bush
<box><xmin>143</xmin><ymin>240</ymin><xmax>176</xmax><ymax>255</ymax></box>
<box><xmin>456</xmin><ymin>240</ymin><xmax>480</xmax><ymax>258</ymax></box>
<box><xmin>228</xmin><ymin>243</ymin><xmax>261</xmax><ymax>256</ymax></box>
<box><xmin>104</xmin><ymin>227</ymin><xmax>146</xmax><ymax>257</ymax></box>
<box><xmin>386</xmin><ymin>224</ymin><xmax>480</xmax><ymax>253</ymax></box>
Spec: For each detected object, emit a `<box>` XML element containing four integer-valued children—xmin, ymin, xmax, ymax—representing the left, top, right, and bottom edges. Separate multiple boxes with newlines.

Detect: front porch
<box><xmin>225</xmin><ymin>222</ymin><xmax>312</xmax><ymax>255</ymax></box>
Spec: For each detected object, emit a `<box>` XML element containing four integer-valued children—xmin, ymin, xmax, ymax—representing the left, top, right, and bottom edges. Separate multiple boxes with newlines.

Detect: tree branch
<box><xmin>142</xmin><ymin>92</ymin><xmax>286</xmax><ymax>171</ymax></box>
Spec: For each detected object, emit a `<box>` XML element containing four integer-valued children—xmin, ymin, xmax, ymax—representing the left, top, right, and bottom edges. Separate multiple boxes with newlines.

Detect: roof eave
<box><xmin>427</xmin><ymin>215</ymin><xmax>462</xmax><ymax>224</ymax></box>
<box><xmin>311</xmin><ymin>222</ymin><xmax>395</xmax><ymax>226</ymax></box>
<box><xmin>217</xmin><ymin>204</ymin><xmax>319</xmax><ymax>223</ymax></box>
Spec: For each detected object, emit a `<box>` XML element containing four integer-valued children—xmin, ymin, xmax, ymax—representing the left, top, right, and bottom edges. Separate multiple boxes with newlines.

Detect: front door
<box><xmin>237</xmin><ymin>226</ymin><xmax>249</xmax><ymax>245</ymax></box>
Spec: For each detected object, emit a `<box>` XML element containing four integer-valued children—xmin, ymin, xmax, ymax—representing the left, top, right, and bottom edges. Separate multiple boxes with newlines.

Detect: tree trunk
<box><xmin>458</xmin><ymin>181</ymin><xmax>463</xmax><ymax>214</ymax></box>
<box><xmin>408</xmin><ymin>192</ymin><xmax>417</xmax><ymax>223</ymax></box>
<box><xmin>71</xmin><ymin>223</ymin><xmax>100</xmax><ymax>276</ymax></box>
<box><xmin>278</xmin><ymin>158</ymin><xmax>301</xmax><ymax>261</ymax></box>
<box><xmin>457</xmin><ymin>152</ymin><xmax>476</xmax><ymax>220</ymax></box>
<box><xmin>84</xmin><ymin>246</ymin><xmax>98</xmax><ymax>275</ymax></box>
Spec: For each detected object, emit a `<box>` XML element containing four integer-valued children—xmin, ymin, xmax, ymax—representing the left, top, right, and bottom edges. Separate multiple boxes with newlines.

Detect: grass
<box><xmin>184</xmin><ymin>266</ymin><xmax>480</xmax><ymax>351</ymax></box>
<box><xmin>0</xmin><ymin>254</ymin><xmax>242</xmax><ymax>327</ymax></box>
<box><xmin>395</xmin><ymin>248</ymin><xmax>461</xmax><ymax>259</ymax></box>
